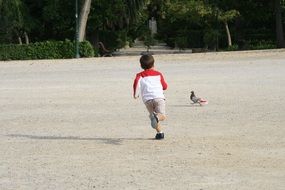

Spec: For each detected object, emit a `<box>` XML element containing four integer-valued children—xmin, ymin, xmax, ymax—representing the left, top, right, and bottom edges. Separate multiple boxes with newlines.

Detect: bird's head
<box><xmin>190</xmin><ymin>91</ymin><xmax>194</xmax><ymax>94</ymax></box>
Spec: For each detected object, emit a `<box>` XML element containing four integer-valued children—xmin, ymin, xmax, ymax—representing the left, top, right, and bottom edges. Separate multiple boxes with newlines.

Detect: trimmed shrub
<box><xmin>225</xmin><ymin>44</ymin><xmax>239</xmax><ymax>51</ymax></box>
<box><xmin>79</xmin><ymin>41</ymin><xmax>95</xmax><ymax>57</ymax></box>
<box><xmin>248</xmin><ymin>40</ymin><xmax>276</xmax><ymax>50</ymax></box>
<box><xmin>0</xmin><ymin>40</ymin><xmax>95</xmax><ymax>61</ymax></box>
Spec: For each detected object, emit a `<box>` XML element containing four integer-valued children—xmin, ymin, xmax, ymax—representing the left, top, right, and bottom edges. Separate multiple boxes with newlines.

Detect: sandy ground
<box><xmin>0</xmin><ymin>50</ymin><xmax>285</xmax><ymax>190</ymax></box>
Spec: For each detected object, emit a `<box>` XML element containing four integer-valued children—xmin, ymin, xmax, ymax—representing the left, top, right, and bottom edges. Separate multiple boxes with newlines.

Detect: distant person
<box><xmin>133</xmin><ymin>54</ymin><xmax>168</xmax><ymax>140</ymax></box>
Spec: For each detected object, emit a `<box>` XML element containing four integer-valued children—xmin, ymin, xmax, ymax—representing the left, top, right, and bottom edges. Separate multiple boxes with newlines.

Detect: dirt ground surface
<box><xmin>0</xmin><ymin>50</ymin><xmax>285</xmax><ymax>190</ymax></box>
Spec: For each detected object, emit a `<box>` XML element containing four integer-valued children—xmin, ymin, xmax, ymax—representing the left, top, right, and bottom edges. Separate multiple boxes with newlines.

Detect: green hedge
<box><xmin>247</xmin><ymin>40</ymin><xmax>276</xmax><ymax>50</ymax></box>
<box><xmin>0</xmin><ymin>40</ymin><xmax>95</xmax><ymax>61</ymax></box>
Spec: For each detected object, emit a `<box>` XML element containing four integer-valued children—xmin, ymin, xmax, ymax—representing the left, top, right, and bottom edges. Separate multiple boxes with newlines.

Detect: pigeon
<box><xmin>190</xmin><ymin>91</ymin><xmax>208</xmax><ymax>106</ymax></box>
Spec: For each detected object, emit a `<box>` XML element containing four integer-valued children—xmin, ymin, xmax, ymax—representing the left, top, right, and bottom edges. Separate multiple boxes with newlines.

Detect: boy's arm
<box><xmin>160</xmin><ymin>74</ymin><xmax>168</xmax><ymax>90</ymax></box>
<box><xmin>133</xmin><ymin>74</ymin><xmax>141</xmax><ymax>99</ymax></box>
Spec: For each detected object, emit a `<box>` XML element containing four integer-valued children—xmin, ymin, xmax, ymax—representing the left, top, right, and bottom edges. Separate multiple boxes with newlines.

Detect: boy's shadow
<box><xmin>7</xmin><ymin>134</ymin><xmax>154</xmax><ymax>145</ymax></box>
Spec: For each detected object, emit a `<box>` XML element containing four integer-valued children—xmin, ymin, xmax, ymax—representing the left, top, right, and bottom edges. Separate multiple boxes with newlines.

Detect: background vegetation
<box><xmin>0</xmin><ymin>0</ymin><xmax>284</xmax><ymax>60</ymax></box>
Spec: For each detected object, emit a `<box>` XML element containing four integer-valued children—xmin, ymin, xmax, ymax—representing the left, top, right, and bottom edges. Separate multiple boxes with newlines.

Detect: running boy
<box><xmin>133</xmin><ymin>54</ymin><xmax>168</xmax><ymax>140</ymax></box>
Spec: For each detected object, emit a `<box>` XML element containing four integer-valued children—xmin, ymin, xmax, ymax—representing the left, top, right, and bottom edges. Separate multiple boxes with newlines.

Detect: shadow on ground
<box><xmin>7</xmin><ymin>134</ymin><xmax>154</xmax><ymax>145</ymax></box>
<box><xmin>169</xmin><ymin>104</ymin><xmax>203</xmax><ymax>108</ymax></box>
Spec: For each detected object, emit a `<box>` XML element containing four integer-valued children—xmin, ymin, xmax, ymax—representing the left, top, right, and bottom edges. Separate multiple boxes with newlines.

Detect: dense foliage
<box><xmin>154</xmin><ymin>0</ymin><xmax>284</xmax><ymax>49</ymax></box>
<box><xmin>0</xmin><ymin>40</ymin><xmax>94</xmax><ymax>60</ymax></box>
<box><xmin>0</xmin><ymin>0</ymin><xmax>284</xmax><ymax>59</ymax></box>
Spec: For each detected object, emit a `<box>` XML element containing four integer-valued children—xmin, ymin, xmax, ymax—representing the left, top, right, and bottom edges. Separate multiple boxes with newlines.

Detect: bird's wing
<box><xmin>191</xmin><ymin>97</ymin><xmax>200</xmax><ymax>103</ymax></box>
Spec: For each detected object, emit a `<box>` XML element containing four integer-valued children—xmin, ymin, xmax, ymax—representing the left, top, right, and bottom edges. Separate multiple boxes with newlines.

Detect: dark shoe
<box><xmin>155</xmin><ymin>133</ymin><xmax>164</xmax><ymax>140</ymax></box>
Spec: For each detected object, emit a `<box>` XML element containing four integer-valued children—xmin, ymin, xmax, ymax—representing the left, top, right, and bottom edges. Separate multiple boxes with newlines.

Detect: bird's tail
<box><xmin>199</xmin><ymin>98</ymin><xmax>208</xmax><ymax>105</ymax></box>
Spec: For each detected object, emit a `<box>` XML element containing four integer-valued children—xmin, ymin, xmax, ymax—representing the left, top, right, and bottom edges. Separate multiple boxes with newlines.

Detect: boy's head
<box><xmin>140</xmin><ymin>54</ymin><xmax>154</xmax><ymax>70</ymax></box>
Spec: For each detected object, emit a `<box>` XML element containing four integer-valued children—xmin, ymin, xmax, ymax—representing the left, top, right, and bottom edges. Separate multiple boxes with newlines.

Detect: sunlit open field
<box><xmin>0</xmin><ymin>50</ymin><xmax>285</xmax><ymax>190</ymax></box>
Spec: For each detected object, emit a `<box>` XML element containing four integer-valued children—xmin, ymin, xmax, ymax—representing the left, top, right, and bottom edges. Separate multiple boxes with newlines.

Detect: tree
<box><xmin>41</xmin><ymin>0</ymin><xmax>74</xmax><ymax>40</ymax></box>
<box><xmin>218</xmin><ymin>9</ymin><xmax>240</xmax><ymax>47</ymax></box>
<box><xmin>157</xmin><ymin>0</ymin><xmax>212</xmax><ymax>48</ymax></box>
<box><xmin>275</xmin><ymin>0</ymin><xmax>285</xmax><ymax>48</ymax></box>
<box><xmin>0</xmin><ymin>0</ymin><xmax>26</xmax><ymax>43</ymax></box>
<box><xmin>78</xmin><ymin>0</ymin><xmax>145</xmax><ymax>42</ymax></box>
<box><xmin>79</xmin><ymin>0</ymin><xmax>92</xmax><ymax>41</ymax></box>
<box><xmin>1</xmin><ymin>0</ymin><xmax>85</xmax><ymax>44</ymax></box>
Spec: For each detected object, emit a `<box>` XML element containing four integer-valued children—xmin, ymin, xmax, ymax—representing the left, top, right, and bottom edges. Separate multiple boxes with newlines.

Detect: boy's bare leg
<box><xmin>155</xmin><ymin>125</ymin><xmax>162</xmax><ymax>133</ymax></box>
<box><xmin>156</xmin><ymin>113</ymin><xmax>166</xmax><ymax>121</ymax></box>
<box><xmin>154</xmin><ymin>113</ymin><xmax>166</xmax><ymax>132</ymax></box>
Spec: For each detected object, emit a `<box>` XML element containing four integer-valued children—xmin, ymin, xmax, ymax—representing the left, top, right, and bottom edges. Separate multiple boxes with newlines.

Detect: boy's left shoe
<box><xmin>155</xmin><ymin>132</ymin><xmax>164</xmax><ymax>140</ymax></box>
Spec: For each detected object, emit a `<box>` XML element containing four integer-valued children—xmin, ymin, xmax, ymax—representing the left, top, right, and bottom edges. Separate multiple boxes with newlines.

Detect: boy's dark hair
<box><xmin>140</xmin><ymin>54</ymin><xmax>154</xmax><ymax>70</ymax></box>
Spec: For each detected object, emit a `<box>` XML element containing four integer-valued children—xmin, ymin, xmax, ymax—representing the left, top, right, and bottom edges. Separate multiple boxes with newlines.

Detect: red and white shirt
<box><xmin>133</xmin><ymin>69</ymin><xmax>168</xmax><ymax>103</ymax></box>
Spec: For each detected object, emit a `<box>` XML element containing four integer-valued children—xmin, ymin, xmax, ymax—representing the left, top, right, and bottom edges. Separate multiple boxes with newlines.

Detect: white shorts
<box><xmin>144</xmin><ymin>98</ymin><xmax>166</xmax><ymax>115</ymax></box>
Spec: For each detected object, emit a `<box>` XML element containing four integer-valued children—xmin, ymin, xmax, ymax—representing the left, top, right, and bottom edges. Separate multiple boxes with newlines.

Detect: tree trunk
<box><xmin>79</xmin><ymin>0</ymin><xmax>92</xmax><ymax>42</ymax></box>
<box><xmin>24</xmin><ymin>32</ymin><xmax>29</xmax><ymax>44</ymax></box>
<box><xmin>18</xmin><ymin>36</ymin><xmax>22</xmax><ymax>44</ymax></box>
<box><xmin>224</xmin><ymin>21</ymin><xmax>232</xmax><ymax>47</ymax></box>
<box><xmin>275</xmin><ymin>0</ymin><xmax>285</xmax><ymax>48</ymax></box>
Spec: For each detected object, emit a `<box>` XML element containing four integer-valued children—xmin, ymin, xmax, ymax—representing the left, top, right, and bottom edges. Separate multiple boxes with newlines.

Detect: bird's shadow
<box><xmin>7</xmin><ymin>134</ymin><xmax>154</xmax><ymax>145</ymax></box>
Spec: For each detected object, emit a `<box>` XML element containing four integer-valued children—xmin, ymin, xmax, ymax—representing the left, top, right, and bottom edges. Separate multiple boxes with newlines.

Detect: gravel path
<box><xmin>1</xmin><ymin>50</ymin><xmax>285</xmax><ymax>190</ymax></box>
